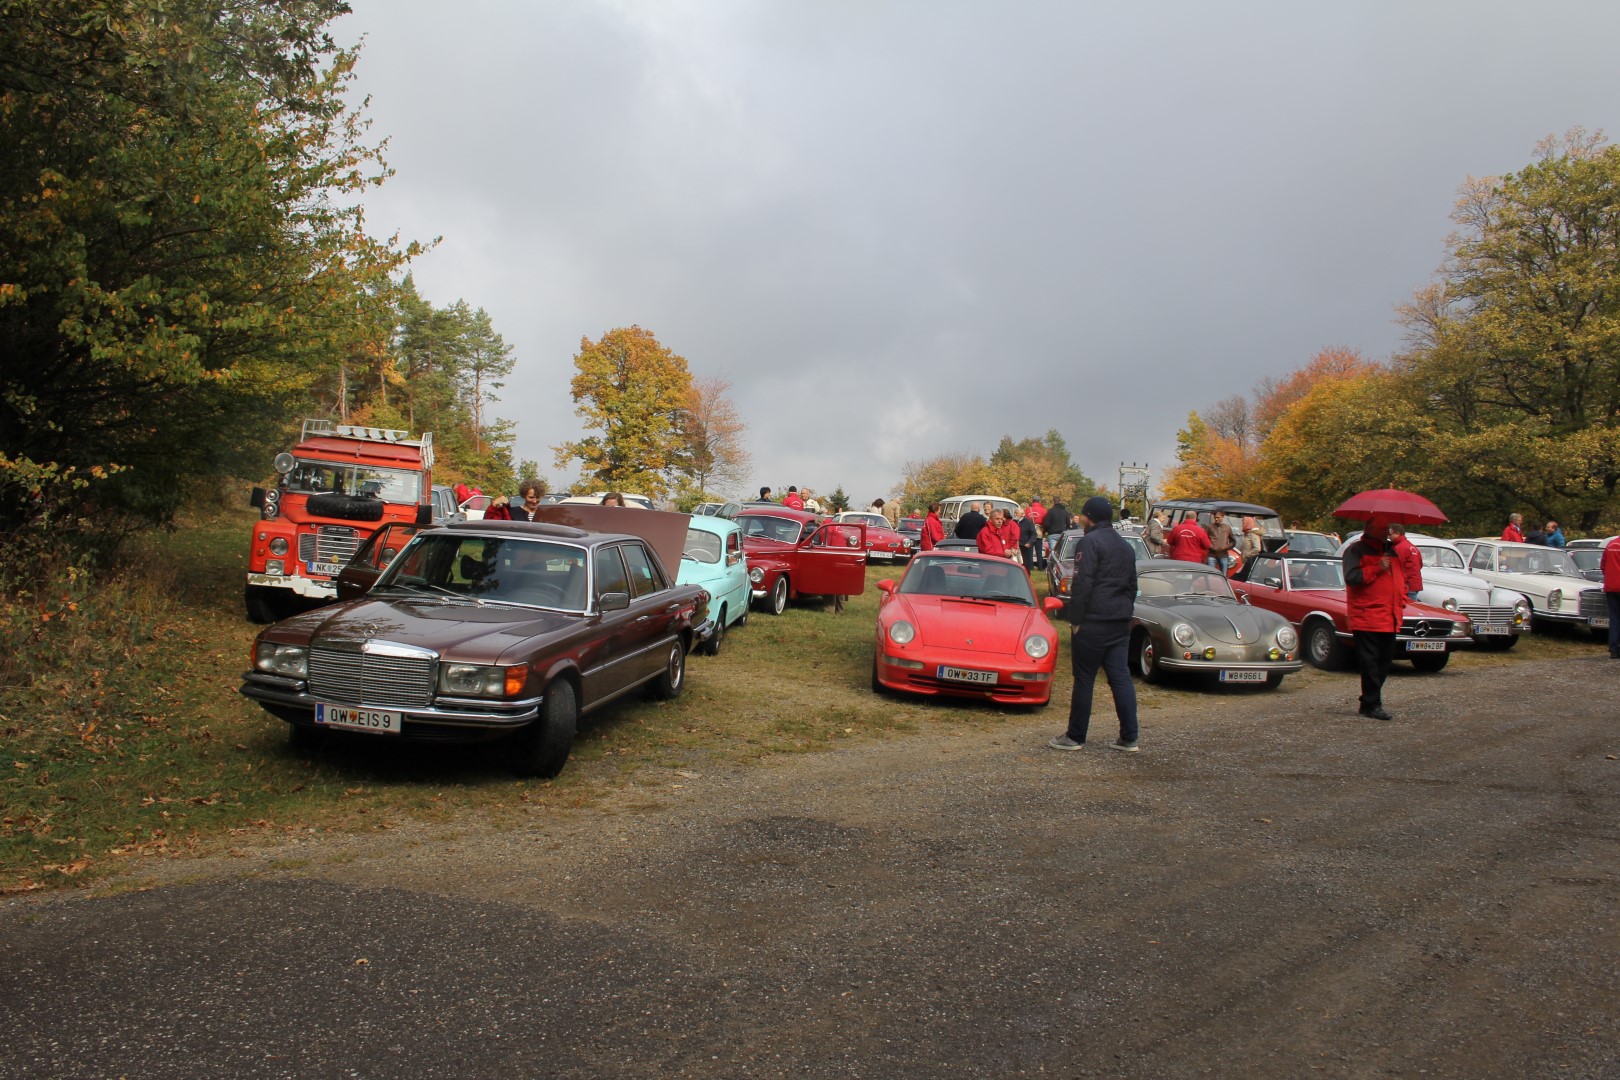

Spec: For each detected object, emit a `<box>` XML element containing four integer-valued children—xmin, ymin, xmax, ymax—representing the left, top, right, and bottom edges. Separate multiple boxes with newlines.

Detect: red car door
<box><xmin>335</xmin><ymin>522</ymin><xmax>427</xmax><ymax>601</ymax></box>
<box><xmin>797</xmin><ymin>522</ymin><xmax>868</xmax><ymax>596</ymax></box>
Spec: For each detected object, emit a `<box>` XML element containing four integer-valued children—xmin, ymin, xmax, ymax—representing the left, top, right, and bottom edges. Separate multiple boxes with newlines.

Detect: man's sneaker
<box><xmin>1359</xmin><ymin>706</ymin><xmax>1393</xmax><ymax>721</ymax></box>
<box><xmin>1047</xmin><ymin>735</ymin><xmax>1085</xmax><ymax>751</ymax></box>
<box><xmin>1108</xmin><ymin>741</ymin><xmax>1140</xmax><ymax>753</ymax></box>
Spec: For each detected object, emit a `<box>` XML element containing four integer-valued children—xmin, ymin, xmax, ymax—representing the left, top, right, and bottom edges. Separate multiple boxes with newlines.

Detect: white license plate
<box><xmin>938</xmin><ymin>666</ymin><xmax>998</xmax><ymax>685</ymax></box>
<box><xmin>315</xmin><ymin>703</ymin><xmax>401</xmax><ymax>733</ymax></box>
<box><xmin>1592</xmin><ymin>618</ymin><xmax>1610</xmax><ymax>629</ymax></box>
<box><xmin>1219</xmin><ymin>670</ymin><xmax>1267</xmax><ymax>683</ymax></box>
<box><xmin>308</xmin><ymin>561</ymin><xmax>347</xmax><ymax>576</ymax></box>
<box><xmin>1474</xmin><ymin>625</ymin><xmax>1509</xmax><ymax>635</ymax></box>
<box><xmin>1405</xmin><ymin>640</ymin><xmax>1446</xmax><ymax>652</ymax></box>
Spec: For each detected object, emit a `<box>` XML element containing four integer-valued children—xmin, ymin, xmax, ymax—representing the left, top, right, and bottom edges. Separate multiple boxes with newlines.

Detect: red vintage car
<box><xmin>736</xmin><ymin>506</ymin><xmax>869</xmax><ymax>615</ymax></box>
<box><xmin>1230</xmin><ymin>551</ymin><xmax>1473</xmax><ymax>671</ymax></box>
<box><xmin>871</xmin><ymin>551</ymin><xmax>1065</xmax><ymax>705</ymax></box>
<box><xmin>831</xmin><ymin>510</ymin><xmax>914</xmax><ymax>562</ymax></box>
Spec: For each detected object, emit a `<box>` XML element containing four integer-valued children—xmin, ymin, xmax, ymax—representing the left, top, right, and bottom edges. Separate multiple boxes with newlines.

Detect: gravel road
<box><xmin>3</xmin><ymin>655</ymin><xmax>1617</xmax><ymax>1079</ymax></box>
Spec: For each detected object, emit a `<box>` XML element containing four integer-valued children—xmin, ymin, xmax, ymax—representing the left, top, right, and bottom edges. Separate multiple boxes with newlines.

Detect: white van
<box><xmin>939</xmin><ymin>494</ymin><xmax>1019</xmax><ymax>533</ymax></box>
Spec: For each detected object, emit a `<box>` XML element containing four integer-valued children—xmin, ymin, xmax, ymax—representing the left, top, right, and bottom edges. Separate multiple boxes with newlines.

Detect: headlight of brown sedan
<box><xmin>253</xmin><ymin>642</ymin><xmax>307</xmax><ymax>677</ymax></box>
<box><xmin>438</xmin><ymin>662</ymin><xmax>530</xmax><ymax>698</ymax></box>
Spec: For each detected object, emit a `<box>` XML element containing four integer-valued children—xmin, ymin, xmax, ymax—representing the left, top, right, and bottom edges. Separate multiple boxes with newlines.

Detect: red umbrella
<box><xmin>1332</xmin><ymin>488</ymin><xmax>1448</xmax><ymax>525</ymax></box>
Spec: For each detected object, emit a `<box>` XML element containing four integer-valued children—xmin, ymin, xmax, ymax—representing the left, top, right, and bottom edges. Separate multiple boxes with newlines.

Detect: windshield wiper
<box><xmin>976</xmin><ymin>593</ymin><xmax>1032</xmax><ymax>605</ymax></box>
<box><xmin>394</xmin><ymin>581</ymin><xmax>480</xmax><ymax>604</ymax></box>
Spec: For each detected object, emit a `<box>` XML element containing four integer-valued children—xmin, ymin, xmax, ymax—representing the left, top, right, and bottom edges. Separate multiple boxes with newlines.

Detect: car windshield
<box><xmin>1569</xmin><ymin>549</ymin><xmax>1602</xmax><ymax>571</ymax></box>
<box><xmin>376</xmin><ymin>534</ymin><xmax>590</xmax><ymax>610</ymax></box>
<box><xmin>285</xmin><ymin>458</ymin><xmax>422</xmax><ymax>502</ymax></box>
<box><xmin>843</xmin><ymin>513</ymin><xmax>888</xmax><ymax>529</ymax></box>
<box><xmin>1125</xmin><ymin>535</ymin><xmax>1150</xmax><ymax>560</ymax></box>
<box><xmin>1138</xmin><ymin>569</ymin><xmax>1235</xmax><ymax>600</ymax></box>
<box><xmin>1499</xmin><ymin>548</ymin><xmax>1580</xmax><ymax>575</ymax></box>
<box><xmin>900</xmin><ymin>556</ymin><xmax>1036</xmax><ymax>605</ymax></box>
<box><xmin>1417</xmin><ymin>544</ymin><xmax>1466</xmax><ymax>569</ymax></box>
<box><xmin>683</xmin><ymin>528</ymin><xmax>723</xmax><ymax>564</ymax></box>
<box><xmin>1057</xmin><ymin>534</ymin><xmax>1083</xmax><ymax>561</ymax></box>
<box><xmin>1286</xmin><ymin>532</ymin><xmax>1337</xmax><ymax>555</ymax></box>
<box><xmin>899</xmin><ymin>517</ymin><xmax>923</xmax><ymax>530</ymax></box>
<box><xmin>1287</xmin><ymin>560</ymin><xmax>1345</xmax><ymax>589</ymax></box>
<box><xmin>739</xmin><ymin>514</ymin><xmax>805</xmax><ymax>544</ymax></box>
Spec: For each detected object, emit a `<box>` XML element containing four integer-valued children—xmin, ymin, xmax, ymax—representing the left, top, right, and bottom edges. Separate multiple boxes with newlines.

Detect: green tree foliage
<box><xmin>555</xmin><ymin>326</ymin><xmax>695</xmax><ymax>500</ymax></box>
<box><xmin>903</xmin><ymin>431</ymin><xmax>1095</xmax><ymax>511</ymax></box>
<box><xmin>0</xmin><ymin>0</ymin><xmax>416</xmax><ymax>537</ymax></box>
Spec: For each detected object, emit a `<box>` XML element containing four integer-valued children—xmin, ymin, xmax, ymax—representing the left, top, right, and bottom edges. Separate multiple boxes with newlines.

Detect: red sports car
<box><xmin>832</xmin><ymin>511</ymin><xmax>914</xmax><ymax>562</ymax></box>
<box><xmin>1231</xmin><ymin>551</ymin><xmax>1473</xmax><ymax>671</ymax></box>
<box><xmin>872</xmin><ymin>551</ymin><xmax>1064</xmax><ymax>705</ymax></box>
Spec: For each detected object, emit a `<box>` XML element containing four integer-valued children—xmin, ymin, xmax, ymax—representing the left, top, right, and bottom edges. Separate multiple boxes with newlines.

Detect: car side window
<box><xmin>1252</xmin><ymin>557</ymin><xmax>1282</xmax><ymax>589</ymax></box>
<box><xmin>620</xmin><ymin>543</ymin><xmax>663</xmax><ymax>598</ymax></box>
<box><xmin>594</xmin><ymin>546</ymin><xmax>630</xmax><ymax>597</ymax></box>
<box><xmin>727</xmin><ymin>531</ymin><xmax>742</xmax><ymax>565</ymax></box>
<box><xmin>1470</xmin><ymin>547</ymin><xmax>1494</xmax><ymax>572</ymax></box>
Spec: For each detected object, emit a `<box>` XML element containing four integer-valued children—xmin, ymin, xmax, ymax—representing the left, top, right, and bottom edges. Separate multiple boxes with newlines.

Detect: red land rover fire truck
<box><xmin>245</xmin><ymin>419</ymin><xmax>434</xmax><ymax>623</ymax></box>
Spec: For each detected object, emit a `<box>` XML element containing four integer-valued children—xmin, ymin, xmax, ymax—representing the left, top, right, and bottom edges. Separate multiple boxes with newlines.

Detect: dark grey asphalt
<box><xmin>3</xmin><ymin>655</ymin><xmax>1618</xmax><ymax>1079</ymax></box>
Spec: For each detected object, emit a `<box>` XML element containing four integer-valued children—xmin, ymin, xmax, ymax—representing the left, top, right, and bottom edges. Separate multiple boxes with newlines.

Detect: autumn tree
<box><xmin>555</xmin><ymin>326</ymin><xmax>694</xmax><ymax>499</ymax></box>
<box><xmin>675</xmin><ymin>375</ymin><xmax>751</xmax><ymax>501</ymax></box>
<box><xmin>0</xmin><ymin>0</ymin><xmax>415</xmax><ymax>538</ymax></box>
<box><xmin>1396</xmin><ymin>129</ymin><xmax>1620</xmax><ymax>531</ymax></box>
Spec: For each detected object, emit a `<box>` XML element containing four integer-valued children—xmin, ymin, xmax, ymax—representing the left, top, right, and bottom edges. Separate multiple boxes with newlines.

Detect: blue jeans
<box><xmin>1066</xmin><ymin>621</ymin><xmax>1138</xmax><ymax>745</ymax></box>
<box><xmin>1207</xmin><ymin>554</ymin><xmax>1230</xmax><ymax>572</ymax></box>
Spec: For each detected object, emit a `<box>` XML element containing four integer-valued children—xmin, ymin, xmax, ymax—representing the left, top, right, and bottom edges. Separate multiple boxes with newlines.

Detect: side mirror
<box><xmin>1238</xmin><ymin>592</ymin><xmax>1251</xmax><ymax>605</ymax></box>
<box><xmin>877</xmin><ymin>580</ymin><xmax>895</xmax><ymax>594</ymax></box>
<box><xmin>415</xmin><ymin>504</ymin><xmax>433</xmax><ymax>525</ymax></box>
<box><xmin>1043</xmin><ymin>596</ymin><xmax>1064</xmax><ymax>613</ymax></box>
<box><xmin>598</xmin><ymin>591</ymin><xmax>630</xmax><ymax>612</ymax></box>
<box><xmin>249</xmin><ymin>486</ymin><xmax>266</xmax><ymax>509</ymax></box>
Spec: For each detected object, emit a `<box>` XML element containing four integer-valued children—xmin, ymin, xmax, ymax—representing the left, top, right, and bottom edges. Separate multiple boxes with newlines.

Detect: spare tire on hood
<box><xmin>304</xmin><ymin>493</ymin><xmax>386</xmax><ymax>522</ymax></box>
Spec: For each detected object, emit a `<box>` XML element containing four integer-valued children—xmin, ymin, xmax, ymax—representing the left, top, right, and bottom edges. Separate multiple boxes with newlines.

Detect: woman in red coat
<box><xmin>920</xmin><ymin>502</ymin><xmax>946</xmax><ymax>551</ymax></box>
<box><xmin>1342</xmin><ymin>515</ymin><xmax>1407</xmax><ymax>720</ymax></box>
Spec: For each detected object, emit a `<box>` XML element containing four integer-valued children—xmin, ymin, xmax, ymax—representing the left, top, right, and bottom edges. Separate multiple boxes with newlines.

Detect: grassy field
<box><xmin>0</xmin><ymin>508</ymin><xmax>1605</xmax><ymax>894</ymax></box>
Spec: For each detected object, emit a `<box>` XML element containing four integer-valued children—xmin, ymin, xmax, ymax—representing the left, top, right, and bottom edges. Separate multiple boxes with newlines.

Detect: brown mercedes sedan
<box><xmin>240</xmin><ymin>515</ymin><xmax>709</xmax><ymax>778</ymax></box>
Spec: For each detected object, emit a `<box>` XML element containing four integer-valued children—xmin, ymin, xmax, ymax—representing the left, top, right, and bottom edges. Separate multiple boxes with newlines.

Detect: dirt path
<box><xmin>3</xmin><ymin>656</ymin><xmax>1617</xmax><ymax>1078</ymax></box>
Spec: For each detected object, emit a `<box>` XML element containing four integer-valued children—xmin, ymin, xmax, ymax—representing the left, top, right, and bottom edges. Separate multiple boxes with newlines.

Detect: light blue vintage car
<box><xmin>679</xmin><ymin>513</ymin><xmax>750</xmax><ymax>655</ymax></box>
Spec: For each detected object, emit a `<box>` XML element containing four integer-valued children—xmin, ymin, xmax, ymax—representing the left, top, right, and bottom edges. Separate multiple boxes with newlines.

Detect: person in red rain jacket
<box><xmin>1602</xmin><ymin>534</ymin><xmax>1620</xmax><ymax>659</ymax></box>
<box><xmin>977</xmin><ymin>508</ymin><xmax>1016</xmax><ymax>558</ymax></box>
<box><xmin>920</xmin><ymin>502</ymin><xmax>946</xmax><ymax>552</ymax></box>
<box><xmin>1342</xmin><ymin>515</ymin><xmax>1408</xmax><ymax>720</ymax></box>
<box><xmin>1501</xmin><ymin>513</ymin><xmax>1525</xmax><ymax>542</ymax></box>
<box><xmin>1164</xmin><ymin>517</ymin><xmax>1211</xmax><ymax>564</ymax></box>
<box><xmin>999</xmin><ymin>510</ymin><xmax>1024</xmax><ymax>564</ymax></box>
<box><xmin>783</xmin><ymin>486</ymin><xmax>805</xmax><ymax>510</ymax></box>
<box><xmin>1389</xmin><ymin>523</ymin><xmax>1424</xmax><ymax>599</ymax></box>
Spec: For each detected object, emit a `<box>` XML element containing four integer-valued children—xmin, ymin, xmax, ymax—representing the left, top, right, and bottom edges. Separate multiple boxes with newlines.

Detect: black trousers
<box><xmin>1353</xmin><ymin>630</ymin><xmax>1396</xmax><ymax>711</ymax></box>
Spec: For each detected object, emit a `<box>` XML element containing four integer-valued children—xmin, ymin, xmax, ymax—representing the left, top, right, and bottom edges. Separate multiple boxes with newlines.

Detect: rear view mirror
<box><xmin>598</xmin><ymin>591</ymin><xmax>630</xmax><ymax>612</ymax></box>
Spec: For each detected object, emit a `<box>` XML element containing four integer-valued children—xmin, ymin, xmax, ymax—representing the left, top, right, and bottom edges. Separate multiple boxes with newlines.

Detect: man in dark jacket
<box><xmin>1342</xmin><ymin>515</ymin><xmax>1407</xmax><ymax>721</ymax></box>
<box><xmin>954</xmin><ymin>501</ymin><xmax>988</xmax><ymax>541</ymax></box>
<box><xmin>1038</xmin><ymin>500</ymin><xmax>1072</xmax><ymax>569</ymax></box>
<box><xmin>1049</xmin><ymin>496</ymin><xmax>1140</xmax><ymax>752</ymax></box>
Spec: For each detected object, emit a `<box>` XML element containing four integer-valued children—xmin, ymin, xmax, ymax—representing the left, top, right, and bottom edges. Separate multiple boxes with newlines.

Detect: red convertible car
<box><xmin>871</xmin><ymin>551</ymin><xmax>1064</xmax><ymax>706</ymax></box>
<box><xmin>1230</xmin><ymin>551</ymin><xmax>1473</xmax><ymax>671</ymax></box>
<box><xmin>737</xmin><ymin>506</ymin><xmax>869</xmax><ymax>615</ymax></box>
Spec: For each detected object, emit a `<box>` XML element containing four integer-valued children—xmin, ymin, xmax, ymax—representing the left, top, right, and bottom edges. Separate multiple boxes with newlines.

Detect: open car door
<box><xmin>336</xmin><ymin>522</ymin><xmax>428</xmax><ymax>601</ymax></box>
<box><xmin>798</xmin><ymin>521</ymin><xmax>868</xmax><ymax>596</ymax></box>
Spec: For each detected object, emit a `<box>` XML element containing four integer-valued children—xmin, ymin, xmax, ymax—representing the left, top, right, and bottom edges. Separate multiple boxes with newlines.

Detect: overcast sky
<box><xmin>339</xmin><ymin>0</ymin><xmax>1620</xmax><ymax>503</ymax></box>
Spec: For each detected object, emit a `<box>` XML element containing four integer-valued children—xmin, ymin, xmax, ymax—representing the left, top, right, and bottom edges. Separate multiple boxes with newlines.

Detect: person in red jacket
<box><xmin>920</xmin><ymin>502</ymin><xmax>946</xmax><ymax>552</ymax></box>
<box><xmin>1342</xmin><ymin>515</ymin><xmax>1408</xmax><ymax>720</ymax></box>
<box><xmin>1501</xmin><ymin>513</ymin><xmax>1525</xmax><ymax>542</ymax></box>
<box><xmin>487</xmin><ymin>478</ymin><xmax>547</xmax><ymax>521</ymax></box>
<box><xmin>977</xmin><ymin>508</ymin><xmax>1016</xmax><ymax>558</ymax></box>
<box><xmin>1164</xmin><ymin>517</ymin><xmax>1211</xmax><ymax>564</ymax></box>
<box><xmin>783</xmin><ymin>486</ymin><xmax>805</xmax><ymax>510</ymax></box>
<box><xmin>1602</xmin><ymin>534</ymin><xmax>1620</xmax><ymax>659</ymax></box>
<box><xmin>1389</xmin><ymin>523</ymin><xmax>1424</xmax><ymax>600</ymax></box>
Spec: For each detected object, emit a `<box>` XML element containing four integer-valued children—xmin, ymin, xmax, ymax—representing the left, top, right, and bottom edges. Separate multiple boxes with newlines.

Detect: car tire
<box><xmin>512</xmin><ymin>678</ymin><xmax>577</xmax><ymax>779</ymax></box>
<box><xmin>871</xmin><ymin>657</ymin><xmax>887</xmax><ymax>695</ymax></box>
<box><xmin>245</xmin><ymin>585</ymin><xmax>284</xmax><ymax>624</ymax></box>
<box><xmin>1304</xmin><ymin>618</ymin><xmax>1348</xmax><ymax>671</ymax></box>
<box><xmin>1134</xmin><ymin>630</ymin><xmax>1162</xmax><ymax>684</ymax></box>
<box><xmin>768</xmin><ymin>575</ymin><xmax>789</xmax><ymax>616</ymax></box>
<box><xmin>1479</xmin><ymin>634</ymin><xmax>1518</xmax><ymax>651</ymax></box>
<box><xmin>1409</xmin><ymin>651</ymin><xmax>1450</xmax><ymax>673</ymax></box>
<box><xmin>703</xmin><ymin>606</ymin><xmax>727</xmax><ymax>656</ymax></box>
<box><xmin>652</xmin><ymin>641</ymin><xmax>685</xmax><ymax>700</ymax></box>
